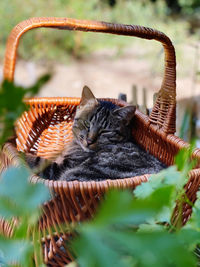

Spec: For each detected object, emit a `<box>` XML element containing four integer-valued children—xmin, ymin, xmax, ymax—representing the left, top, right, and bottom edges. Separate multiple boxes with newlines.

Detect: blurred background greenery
<box><xmin>0</xmin><ymin>0</ymin><xmax>199</xmax><ymax>61</ymax></box>
<box><xmin>0</xmin><ymin>0</ymin><xmax>200</xmax><ymax>140</ymax></box>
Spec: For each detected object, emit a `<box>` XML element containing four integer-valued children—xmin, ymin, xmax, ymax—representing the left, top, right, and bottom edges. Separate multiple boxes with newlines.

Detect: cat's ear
<box><xmin>113</xmin><ymin>105</ymin><xmax>136</xmax><ymax>124</ymax></box>
<box><xmin>80</xmin><ymin>86</ymin><xmax>98</xmax><ymax>107</ymax></box>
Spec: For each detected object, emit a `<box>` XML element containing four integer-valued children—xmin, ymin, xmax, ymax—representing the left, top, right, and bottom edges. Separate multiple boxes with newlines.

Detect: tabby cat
<box><xmin>26</xmin><ymin>86</ymin><xmax>166</xmax><ymax>181</ymax></box>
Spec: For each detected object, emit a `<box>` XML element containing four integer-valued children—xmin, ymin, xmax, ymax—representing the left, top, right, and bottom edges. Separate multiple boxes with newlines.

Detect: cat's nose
<box><xmin>86</xmin><ymin>138</ymin><xmax>93</xmax><ymax>146</ymax></box>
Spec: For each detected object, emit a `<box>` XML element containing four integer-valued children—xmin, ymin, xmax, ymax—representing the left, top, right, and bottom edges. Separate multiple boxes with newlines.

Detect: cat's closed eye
<box><xmin>74</xmin><ymin>118</ymin><xmax>89</xmax><ymax>130</ymax></box>
<box><xmin>84</xmin><ymin>120</ymin><xmax>90</xmax><ymax>128</ymax></box>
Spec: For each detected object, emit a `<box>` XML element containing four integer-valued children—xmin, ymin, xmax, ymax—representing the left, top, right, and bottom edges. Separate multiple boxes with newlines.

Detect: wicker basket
<box><xmin>1</xmin><ymin>17</ymin><xmax>200</xmax><ymax>266</ymax></box>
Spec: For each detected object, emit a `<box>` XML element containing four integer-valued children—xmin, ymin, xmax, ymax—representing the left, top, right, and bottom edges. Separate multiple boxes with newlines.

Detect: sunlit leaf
<box><xmin>134</xmin><ymin>166</ymin><xmax>180</xmax><ymax>199</ymax></box>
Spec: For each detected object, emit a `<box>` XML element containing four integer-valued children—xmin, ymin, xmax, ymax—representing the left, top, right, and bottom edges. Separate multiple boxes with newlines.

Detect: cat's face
<box><xmin>72</xmin><ymin>86</ymin><xmax>136</xmax><ymax>151</ymax></box>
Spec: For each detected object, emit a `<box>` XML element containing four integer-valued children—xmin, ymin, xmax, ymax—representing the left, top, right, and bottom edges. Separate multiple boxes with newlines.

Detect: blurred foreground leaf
<box><xmin>0</xmin><ymin>238</ymin><xmax>33</xmax><ymax>267</ymax></box>
<box><xmin>72</xmin><ymin>189</ymin><xmax>198</xmax><ymax>267</ymax></box>
<box><xmin>0</xmin><ymin>75</ymin><xmax>51</xmax><ymax>145</ymax></box>
<box><xmin>0</xmin><ymin>166</ymin><xmax>50</xmax><ymax>266</ymax></box>
<box><xmin>0</xmin><ymin>166</ymin><xmax>50</xmax><ymax>219</ymax></box>
<box><xmin>72</xmin><ymin>145</ymin><xmax>200</xmax><ymax>267</ymax></box>
<box><xmin>93</xmin><ymin>187</ymin><xmax>173</xmax><ymax>227</ymax></box>
<box><xmin>0</xmin><ymin>77</ymin><xmax>51</xmax><ymax>266</ymax></box>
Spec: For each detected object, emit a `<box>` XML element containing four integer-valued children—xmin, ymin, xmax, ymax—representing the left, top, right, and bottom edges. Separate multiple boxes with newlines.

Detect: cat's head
<box><xmin>72</xmin><ymin>86</ymin><xmax>136</xmax><ymax>151</ymax></box>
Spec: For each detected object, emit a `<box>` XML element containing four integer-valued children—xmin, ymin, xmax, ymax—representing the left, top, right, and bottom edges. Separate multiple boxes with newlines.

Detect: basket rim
<box><xmin>29</xmin><ymin>172</ymin><xmax>151</xmax><ymax>190</ymax></box>
<box><xmin>23</xmin><ymin>97</ymin><xmax>128</xmax><ymax>106</ymax></box>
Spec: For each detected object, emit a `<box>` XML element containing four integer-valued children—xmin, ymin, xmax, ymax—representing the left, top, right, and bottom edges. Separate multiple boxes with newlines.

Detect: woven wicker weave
<box><xmin>1</xmin><ymin>17</ymin><xmax>200</xmax><ymax>266</ymax></box>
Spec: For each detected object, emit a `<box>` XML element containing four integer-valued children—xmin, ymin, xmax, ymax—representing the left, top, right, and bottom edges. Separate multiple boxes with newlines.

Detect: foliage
<box><xmin>0</xmin><ymin>166</ymin><xmax>50</xmax><ymax>267</ymax></box>
<box><xmin>179</xmin><ymin>109</ymin><xmax>197</xmax><ymax>143</ymax></box>
<box><xmin>0</xmin><ymin>79</ymin><xmax>51</xmax><ymax>266</ymax></box>
<box><xmin>71</xmin><ymin>144</ymin><xmax>200</xmax><ymax>267</ymax></box>
<box><xmin>0</xmin><ymin>75</ymin><xmax>51</xmax><ymax>145</ymax></box>
<box><xmin>179</xmin><ymin>0</ymin><xmax>200</xmax><ymax>15</ymax></box>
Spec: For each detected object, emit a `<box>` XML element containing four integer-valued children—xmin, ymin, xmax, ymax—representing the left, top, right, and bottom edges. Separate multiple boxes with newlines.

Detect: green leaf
<box><xmin>0</xmin><ymin>77</ymin><xmax>51</xmax><ymax>266</ymax></box>
<box><xmin>0</xmin><ymin>80</ymin><xmax>26</xmax><ymax>112</ymax></box>
<box><xmin>93</xmin><ymin>187</ymin><xmax>173</xmax><ymax>227</ymax></box>
<box><xmin>0</xmin><ymin>237</ymin><xmax>33</xmax><ymax>267</ymax></box>
<box><xmin>175</xmin><ymin>142</ymin><xmax>197</xmax><ymax>174</ymax></box>
<box><xmin>186</xmin><ymin>192</ymin><xmax>200</xmax><ymax>230</ymax></box>
<box><xmin>74</xmin><ymin>221</ymin><xmax>199</xmax><ymax>267</ymax></box>
<box><xmin>133</xmin><ymin>179</ymin><xmax>154</xmax><ymax>199</ymax></box>
<box><xmin>134</xmin><ymin>166</ymin><xmax>180</xmax><ymax>199</ymax></box>
<box><xmin>73</xmin><ymin>188</ymin><xmax>176</xmax><ymax>267</ymax></box>
<box><xmin>179</xmin><ymin>110</ymin><xmax>191</xmax><ymax>141</ymax></box>
<box><xmin>71</xmin><ymin>137</ymin><xmax>200</xmax><ymax>267</ymax></box>
<box><xmin>73</xmin><ymin>225</ymin><xmax>127</xmax><ymax>267</ymax></box>
<box><xmin>0</xmin><ymin>76</ymin><xmax>51</xmax><ymax>146</ymax></box>
<box><xmin>138</xmin><ymin>223</ymin><xmax>165</xmax><ymax>232</ymax></box>
<box><xmin>0</xmin><ymin>166</ymin><xmax>50</xmax><ymax>218</ymax></box>
<box><xmin>107</xmin><ymin>230</ymin><xmax>197</xmax><ymax>267</ymax></box>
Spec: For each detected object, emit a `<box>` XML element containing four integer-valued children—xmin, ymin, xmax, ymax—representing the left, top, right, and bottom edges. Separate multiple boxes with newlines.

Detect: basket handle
<box><xmin>3</xmin><ymin>17</ymin><xmax>176</xmax><ymax>134</ymax></box>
